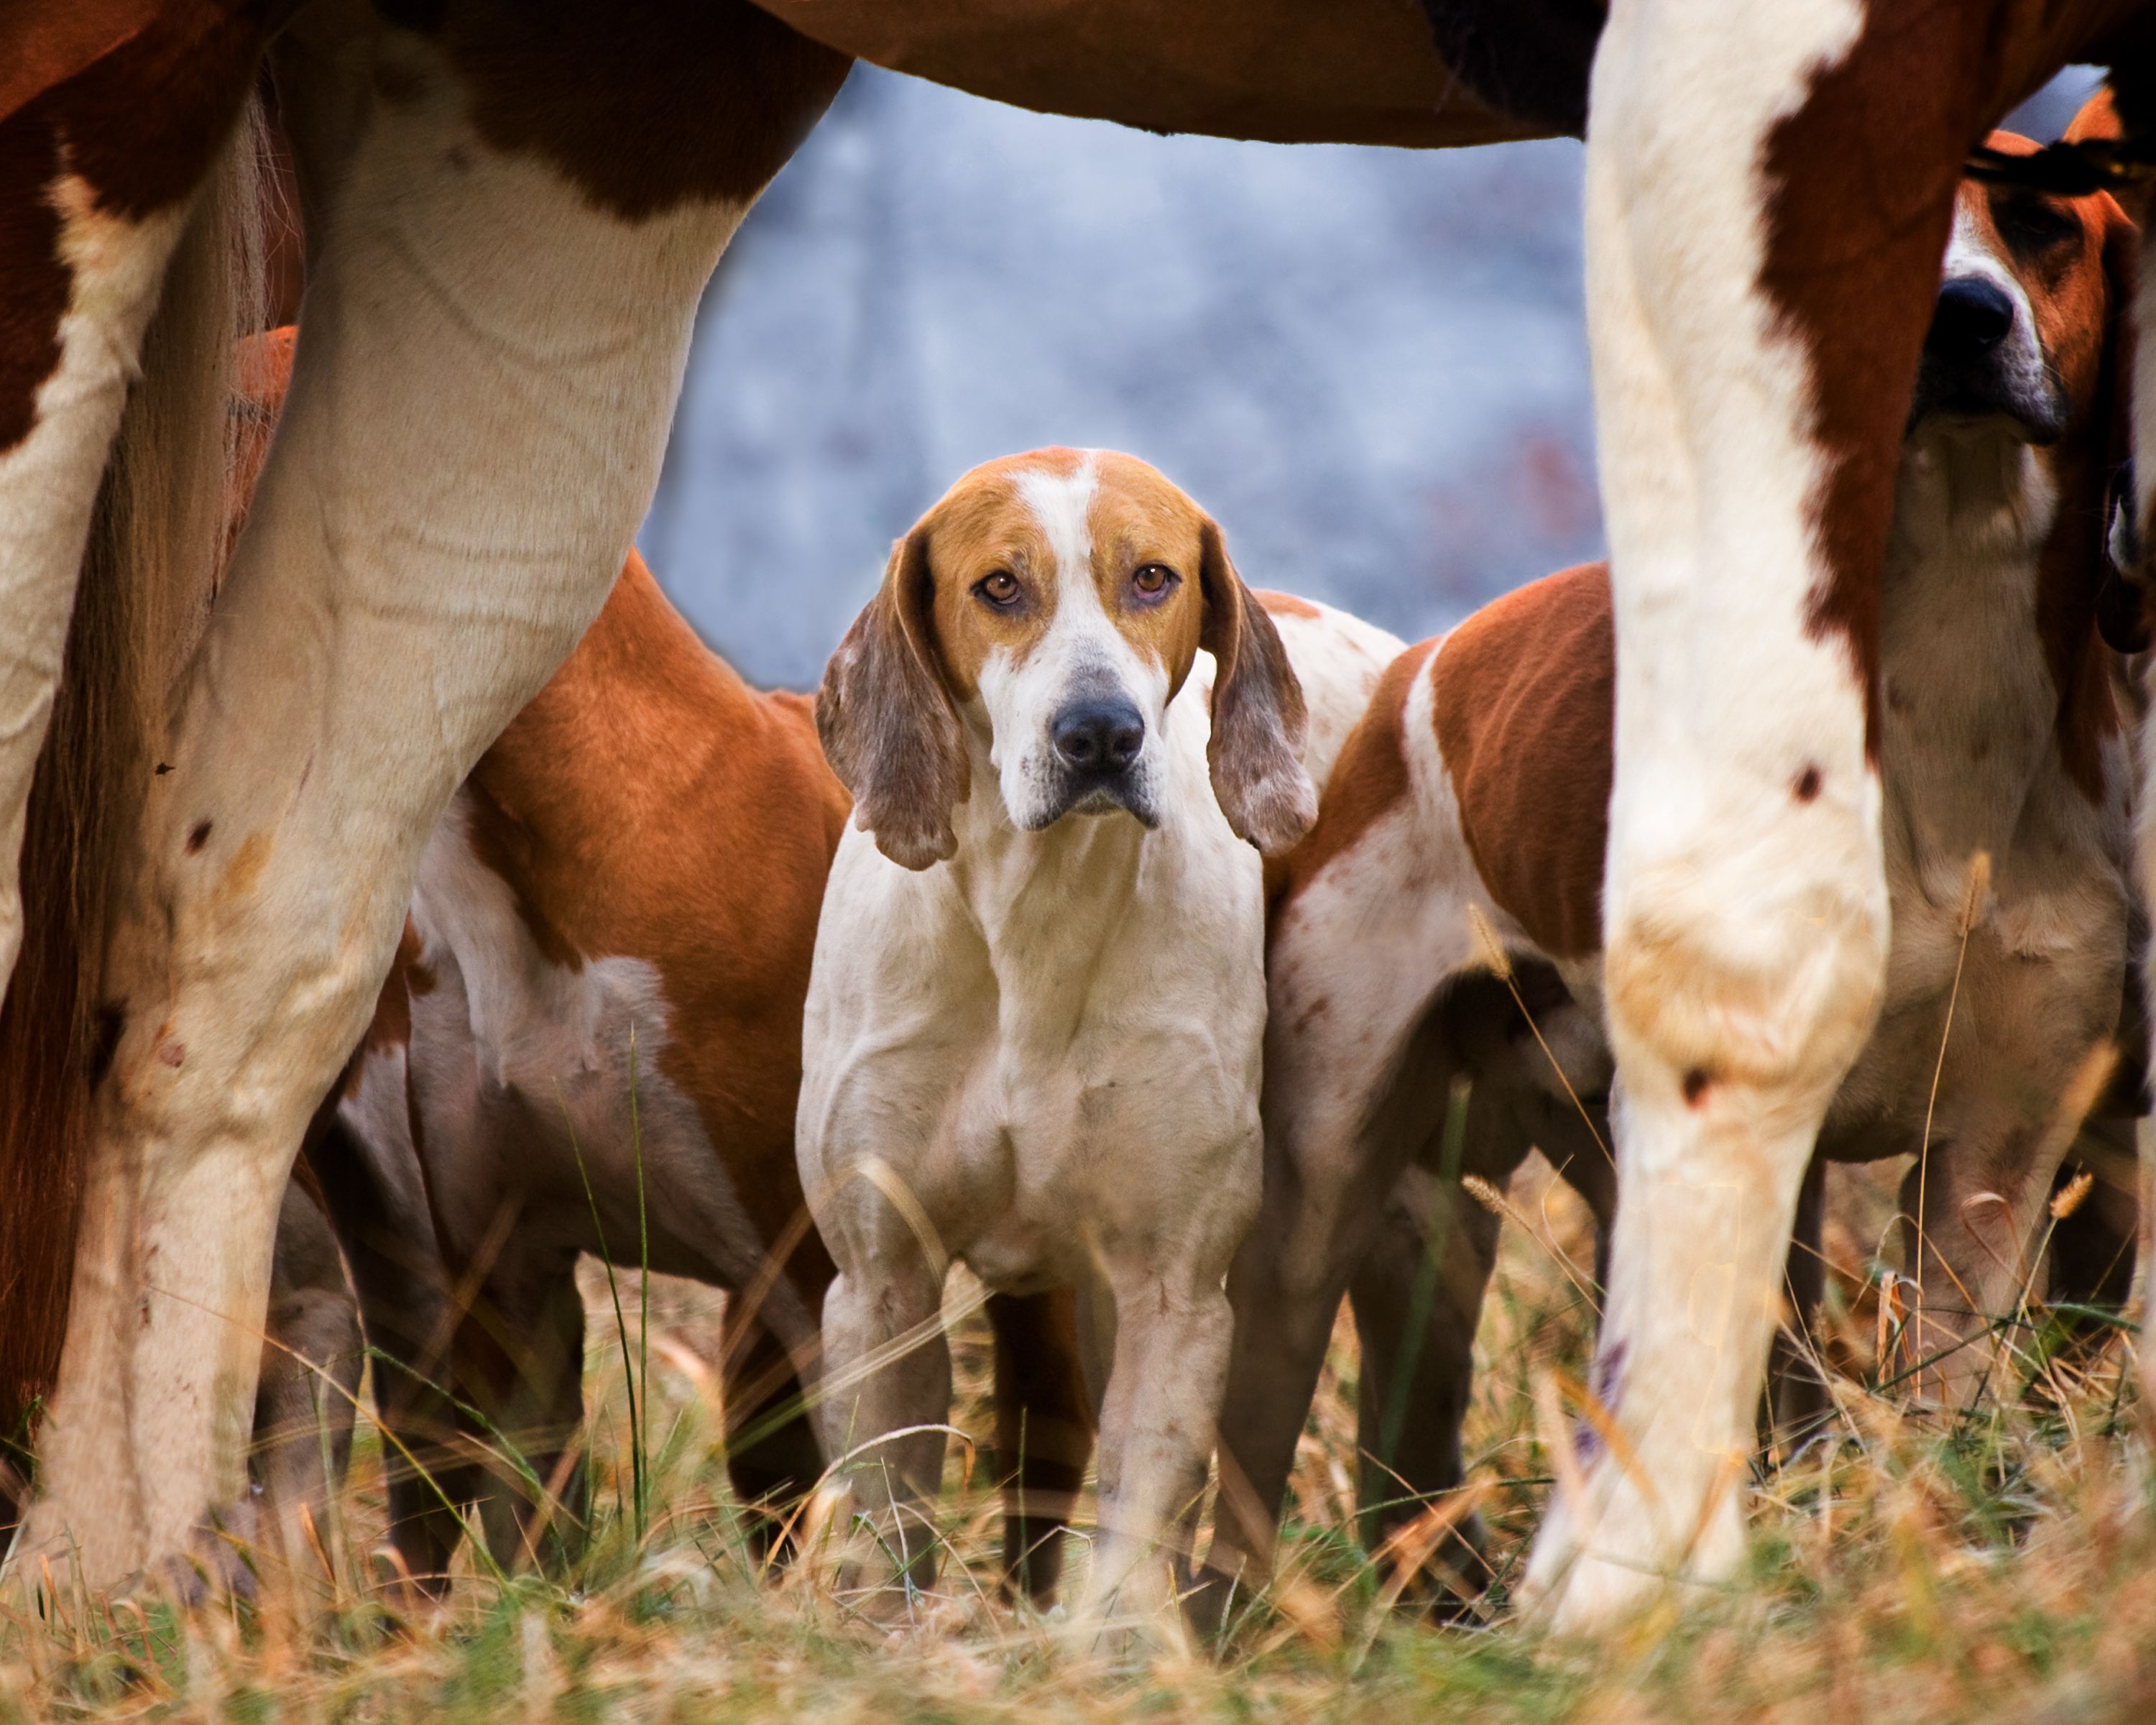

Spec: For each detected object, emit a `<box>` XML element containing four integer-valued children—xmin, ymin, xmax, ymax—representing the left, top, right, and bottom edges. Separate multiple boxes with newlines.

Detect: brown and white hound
<box><xmin>1201</xmin><ymin>130</ymin><xmax>2142</xmax><ymax>1620</ymax></box>
<box><xmin>798</xmin><ymin>448</ymin><xmax>1414</xmax><ymax>1627</ymax></box>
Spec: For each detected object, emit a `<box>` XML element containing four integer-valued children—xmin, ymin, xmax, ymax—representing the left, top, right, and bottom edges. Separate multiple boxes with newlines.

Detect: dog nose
<box><xmin>1051</xmin><ymin>699</ymin><xmax>1145</xmax><ymax>776</ymax></box>
<box><xmin>1926</xmin><ymin>276</ymin><xmax>2014</xmax><ymax>362</ymax></box>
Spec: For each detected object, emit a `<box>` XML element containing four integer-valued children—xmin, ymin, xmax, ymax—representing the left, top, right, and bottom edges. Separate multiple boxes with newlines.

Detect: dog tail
<box><xmin>0</xmin><ymin>102</ymin><xmax>268</xmax><ymax>1520</ymax></box>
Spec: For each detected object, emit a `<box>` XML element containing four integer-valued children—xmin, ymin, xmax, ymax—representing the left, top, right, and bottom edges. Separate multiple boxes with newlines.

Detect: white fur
<box><xmin>1265</xmin><ymin>599</ymin><xmax>1406</xmax><ymax>790</ymax></box>
<box><xmin>979</xmin><ymin>456</ymin><xmax>1176</xmax><ymax>831</ymax></box>
<box><xmin>0</xmin><ymin>184</ymin><xmax>189</xmax><ymax>998</ymax></box>
<box><xmin>17</xmin><ymin>24</ymin><xmax>750</xmax><ymax>1584</ymax></box>
<box><xmin>799</xmin><ymin>493</ymin><xmax>1277</xmax><ymax>1629</ymax></box>
<box><xmin>1937</xmin><ymin>204</ymin><xmax>2051</xmax><ymax>415</ymax></box>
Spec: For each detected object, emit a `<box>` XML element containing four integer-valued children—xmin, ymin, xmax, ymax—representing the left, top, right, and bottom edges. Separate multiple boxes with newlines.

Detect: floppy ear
<box><xmin>2066</xmin><ymin>87</ymin><xmax>2152</xmax><ymax>227</ymax></box>
<box><xmin>2095</xmin><ymin>195</ymin><xmax>2152</xmax><ymax>652</ymax></box>
<box><xmin>1198</xmin><ymin>520</ymin><xmax>1317</xmax><ymax>855</ymax></box>
<box><xmin>816</xmin><ymin>526</ymin><xmax>969</xmax><ymax>870</ymax></box>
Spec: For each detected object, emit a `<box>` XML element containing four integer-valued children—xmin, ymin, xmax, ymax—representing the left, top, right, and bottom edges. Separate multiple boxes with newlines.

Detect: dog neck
<box><xmin>1880</xmin><ymin>415</ymin><xmax>2099</xmax><ymax>868</ymax></box>
<box><xmin>943</xmin><ymin>690</ymin><xmax>1225</xmax><ymax>959</ymax></box>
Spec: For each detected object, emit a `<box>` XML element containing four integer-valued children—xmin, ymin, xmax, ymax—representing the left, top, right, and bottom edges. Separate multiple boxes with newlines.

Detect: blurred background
<box><xmin>639</xmin><ymin>63</ymin><xmax>2106</xmax><ymax>691</ymax></box>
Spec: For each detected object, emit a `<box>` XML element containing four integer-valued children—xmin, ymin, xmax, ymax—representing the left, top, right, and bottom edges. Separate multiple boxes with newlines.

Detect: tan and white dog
<box><xmin>1201</xmin><ymin>140</ymin><xmax>2141</xmax><ymax>1611</ymax></box>
<box><xmin>798</xmin><ymin>448</ymin><xmax>1323</xmax><ymax>1625</ymax></box>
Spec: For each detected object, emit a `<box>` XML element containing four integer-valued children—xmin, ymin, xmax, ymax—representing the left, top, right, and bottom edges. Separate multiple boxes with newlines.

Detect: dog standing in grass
<box><xmin>798</xmin><ymin>448</ymin><xmax>1320</xmax><ymax>1627</ymax></box>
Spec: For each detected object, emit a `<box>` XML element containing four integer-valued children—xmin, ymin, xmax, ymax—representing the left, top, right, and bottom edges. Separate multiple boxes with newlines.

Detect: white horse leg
<box><xmin>1525</xmin><ymin>0</ymin><xmax>1986</xmax><ymax>1631</ymax></box>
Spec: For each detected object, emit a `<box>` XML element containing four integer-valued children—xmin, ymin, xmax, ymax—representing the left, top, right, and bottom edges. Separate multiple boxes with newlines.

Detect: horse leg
<box><xmin>1528</xmin><ymin>0</ymin><xmax>2002</xmax><ymax>1631</ymax></box>
<box><xmin>17</xmin><ymin>9</ymin><xmax>845</xmax><ymax>1586</ymax></box>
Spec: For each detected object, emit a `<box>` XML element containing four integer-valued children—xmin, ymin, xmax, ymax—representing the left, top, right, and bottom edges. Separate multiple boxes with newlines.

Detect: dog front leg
<box><xmin>1895</xmin><ymin>1118</ymin><xmax>2071</xmax><ymax>1409</ymax></box>
<box><xmin>816</xmin><ymin>1255</ymin><xmax>953</xmax><ymax>1615</ymax></box>
<box><xmin>1079</xmin><ymin>1258</ymin><xmax>1238</xmax><ymax>1638</ymax></box>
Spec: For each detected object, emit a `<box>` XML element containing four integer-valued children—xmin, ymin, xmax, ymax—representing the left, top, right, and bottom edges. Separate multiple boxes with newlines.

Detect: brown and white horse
<box><xmin>3</xmin><ymin>0</ymin><xmax>2154</xmax><ymax>1638</ymax></box>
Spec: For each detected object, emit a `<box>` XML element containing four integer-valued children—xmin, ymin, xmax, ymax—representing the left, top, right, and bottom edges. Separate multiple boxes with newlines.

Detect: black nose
<box><xmin>1051</xmin><ymin>698</ymin><xmax>1144</xmax><ymax>776</ymax></box>
<box><xmin>1926</xmin><ymin>276</ymin><xmax>2014</xmax><ymax>363</ymax></box>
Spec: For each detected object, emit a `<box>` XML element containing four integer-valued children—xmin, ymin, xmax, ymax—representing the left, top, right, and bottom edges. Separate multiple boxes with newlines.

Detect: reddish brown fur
<box><xmin>1759</xmin><ymin>1</ymin><xmax>2145</xmax><ymax>751</ymax></box>
<box><xmin>0</xmin><ymin>4</ymin><xmax>262</xmax><ymax>449</ymax></box>
<box><xmin>433</xmin><ymin>0</ymin><xmax>849</xmax><ymax>219</ymax></box>
<box><xmin>1266</xmin><ymin>637</ymin><xmax>1437</xmax><ymax>913</ymax></box>
<box><xmin>1253</xmin><ymin>588</ymin><xmax>1322</xmax><ymax>620</ymax></box>
<box><xmin>747</xmin><ymin>0</ymin><xmax>1544</xmax><ymax>147</ymax></box>
<box><xmin>1431</xmin><ymin>562</ymin><xmax>1612</xmax><ymax>958</ymax></box>
<box><xmin>462</xmin><ymin>550</ymin><xmax>851</xmax><ymax>1264</ymax></box>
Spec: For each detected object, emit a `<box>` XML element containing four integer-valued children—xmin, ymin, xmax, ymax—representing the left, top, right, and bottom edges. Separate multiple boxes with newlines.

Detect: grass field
<box><xmin>5</xmin><ymin>1161</ymin><xmax>2152</xmax><ymax>1723</ymax></box>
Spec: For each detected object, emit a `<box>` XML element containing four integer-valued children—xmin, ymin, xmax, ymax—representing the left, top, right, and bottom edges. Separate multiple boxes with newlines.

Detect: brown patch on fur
<box><xmin>1267</xmin><ymin>638</ymin><xmax>1437</xmax><ymax>914</ymax></box>
<box><xmin>748</xmin><ymin>0</ymin><xmax>1545</xmax><ymax>147</ymax></box>
<box><xmin>1758</xmin><ymin>4</ymin><xmax>2126</xmax><ymax>754</ymax></box>
<box><xmin>1200</xmin><ymin>521</ymin><xmax>1314</xmax><ymax>855</ymax></box>
<box><xmin>818</xmin><ymin>523</ymin><xmax>969</xmax><ymax>870</ymax></box>
<box><xmin>1432</xmin><ymin>562</ymin><xmax>1612</xmax><ymax>960</ymax></box>
<box><xmin>1253</xmin><ymin>588</ymin><xmax>1322</xmax><ymax>620</ymax></box>
<box><xmin>462</xmin><ymin>550</ymin><xmax>849</xmax><ymax>1276</ymax></box>
<box><xmin>428</xmin><ymin>0</ymin><xmax>849</xmax><ymax>220</ymax></box>
<box><xmin>0</xmin><ymin>1</ymin><xmax>262</xmax><ymax>451</ymax></box>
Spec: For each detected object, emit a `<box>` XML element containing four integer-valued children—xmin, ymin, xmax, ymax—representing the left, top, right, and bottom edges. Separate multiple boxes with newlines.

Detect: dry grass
<box><xmin>4</xmin><ymin>1158</ymin><xmax>2152</xmax><ymax>1724</ymax></box>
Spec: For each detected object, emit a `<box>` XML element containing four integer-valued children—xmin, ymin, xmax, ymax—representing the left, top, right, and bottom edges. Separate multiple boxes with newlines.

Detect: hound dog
<box><xmin>1199</xmin><ymin>137</ymin><xmax>2140</xmax><ymax>1611</ymax></box>
<box><xmin>798</xmin><ymin>448</ymin><xmax>1323</xmax><ymax>1625</ymax></box>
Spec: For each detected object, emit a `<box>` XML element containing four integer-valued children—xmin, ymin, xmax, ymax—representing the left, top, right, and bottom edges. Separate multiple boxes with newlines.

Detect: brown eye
<box><xmin>1992</xmin><ymin>191</ymin><xmax>2078</xmax><ymax>254</ymax></box>
<box><xmin>975</xmin><ymin>570</ymin><xmax>1021</xmax><ymax>607</ymax></box>
<box><xmin>1133</xmin><ymin>563</ymin><xmax>1176</xmax><ymax>599</ymax></box>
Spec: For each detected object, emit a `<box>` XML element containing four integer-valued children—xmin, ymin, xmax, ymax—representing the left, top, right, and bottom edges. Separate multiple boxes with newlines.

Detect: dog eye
<box><xmin>1994</xmin><ymin>194</ymin><xmax>2078</xmax><ymax>252</ymax></box>
<box><xmin>975</xmin><ymin>571</ymin><xmax>1022</xmax><ymax>607</ymax></box>
<box><xmin>1132</xmin><ymin>564</ymin><xmax>1177</xmax><ymax>599</ymax></box>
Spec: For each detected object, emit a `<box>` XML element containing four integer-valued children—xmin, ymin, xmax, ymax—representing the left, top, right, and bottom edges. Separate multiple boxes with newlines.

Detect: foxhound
<box><xmin>797</xmin><ymin>448</ymin><xmax>1320</xmax><ymax>1626</ymax></box>
<box><xmin>1202</xmin><ymin>134</ymin><xmax>2140</xmax><ymax>1617</ymax></box>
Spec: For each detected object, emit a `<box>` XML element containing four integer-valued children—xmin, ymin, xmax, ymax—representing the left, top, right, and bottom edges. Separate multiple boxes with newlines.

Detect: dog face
<box><xmin>1910</xmin><ymin>131</ymin><xmax>2132</xmax><ymax>448</ymax></box>
<box><xmin>819</xmin><ymin>448</ymin><xmax>1314</xmax><ymax>869</ymax></box>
